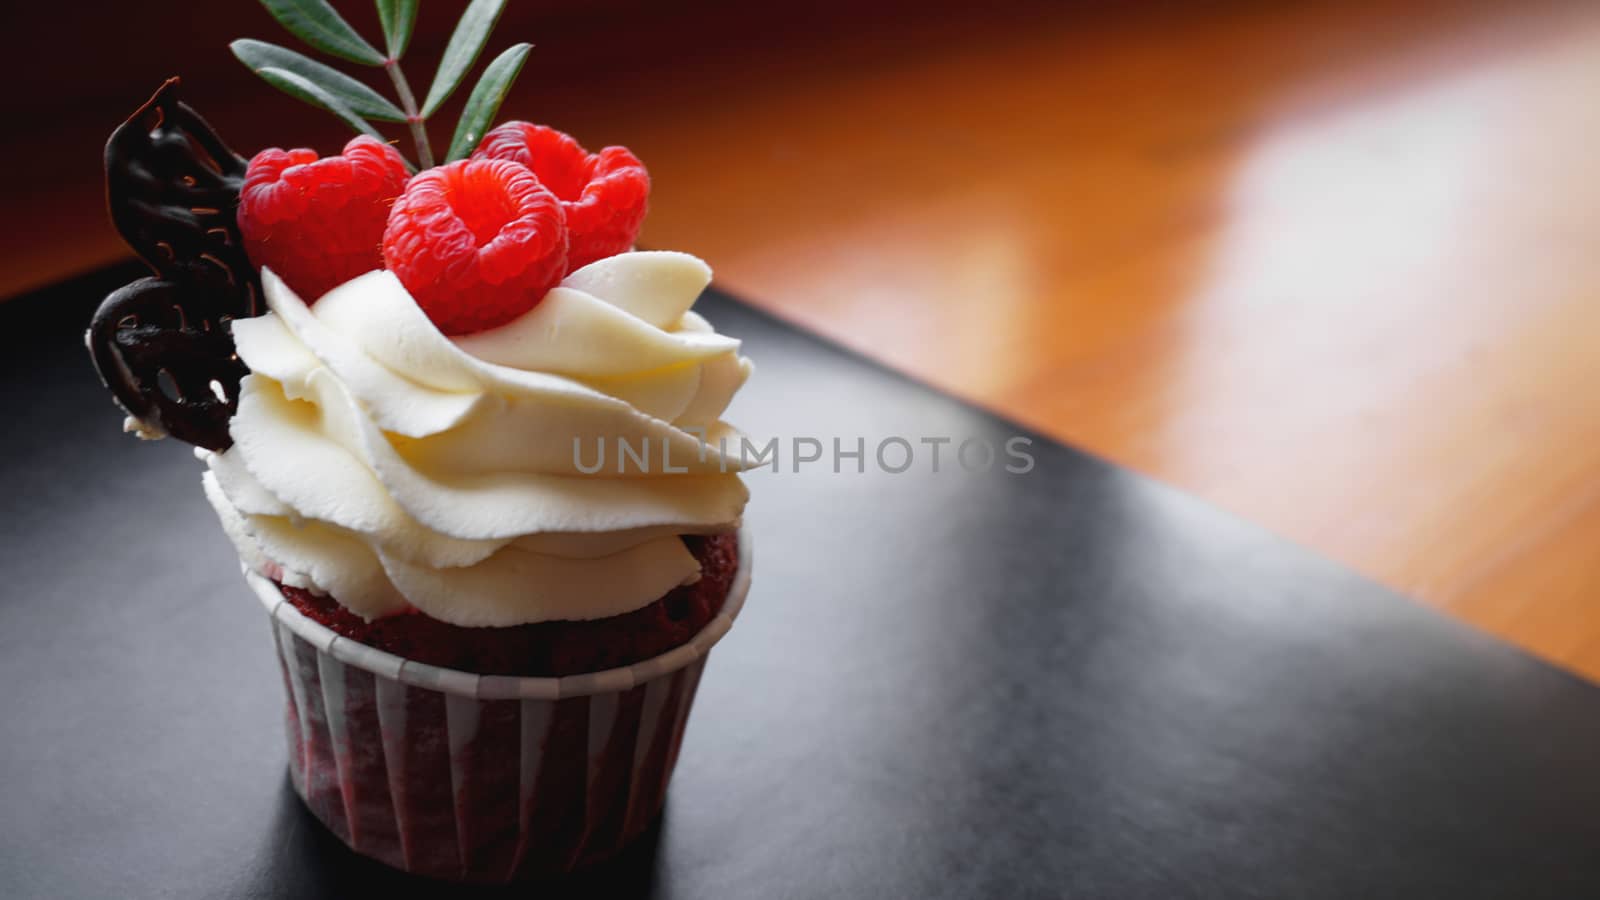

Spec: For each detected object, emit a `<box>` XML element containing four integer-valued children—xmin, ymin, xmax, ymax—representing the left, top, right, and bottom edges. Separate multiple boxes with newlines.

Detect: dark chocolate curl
<box><xmin>88</xmin><ymin>278</ymin><xmax>249</xmax><ymax>447</ymax></box>
<box><xmin>88</xmin><ymin>78</ymin><xmax>262</xmax><ymax>451</ymax></box>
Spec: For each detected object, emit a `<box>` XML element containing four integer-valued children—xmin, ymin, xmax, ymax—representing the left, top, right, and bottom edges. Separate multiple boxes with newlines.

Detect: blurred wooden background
<box><xmin>3</xmin><ymin>1</ymin><xmax>1597</xmax><ymax>679</ymax></box>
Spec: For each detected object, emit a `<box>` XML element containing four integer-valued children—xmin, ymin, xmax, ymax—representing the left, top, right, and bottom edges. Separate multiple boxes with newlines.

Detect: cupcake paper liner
<box><xmin>244</xmin><ymin>529</ymin><xmax>751</xmax><ymax>883</ymax></box>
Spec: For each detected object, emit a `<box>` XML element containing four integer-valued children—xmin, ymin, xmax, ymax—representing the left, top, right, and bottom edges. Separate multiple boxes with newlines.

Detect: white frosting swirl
<box><xmin>201</xmin><ymin>251</ymin><xmax>752</xmax><ymax>626</ymax></box>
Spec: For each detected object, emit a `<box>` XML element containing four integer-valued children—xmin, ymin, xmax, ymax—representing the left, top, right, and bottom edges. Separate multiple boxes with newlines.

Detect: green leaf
<box><xmin>255</xmin><ymin>67</ymin><xmax>389</xmax><ymax>144</ymax></box>
<box><xmin>421</xmin><ymin>0</ymin><xmax>507</xmax><ymax>117</ymax></box>
<box><xmin>232</xmin><ymin>40</ymin><xmax>406</xmax><ymax>121</ymax></box>
<box><xmin>375</xmin><ymin>0</ymin><xmax>418</xmax><ymax>59</ymax></box>
<box><xmin>259</xmin><ymin>0</ymin><xmax>385</xmax><ymax>65</ymax></box>
<box><xmin>445</xmin><ymin>42</ymin><xmax>531</xmax><ymax>162</ymax></box>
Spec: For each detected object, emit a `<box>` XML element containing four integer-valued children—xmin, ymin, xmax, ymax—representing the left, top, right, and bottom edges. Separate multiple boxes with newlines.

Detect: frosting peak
<box><xmin>202</xmin><ymin>251</ymin><xmax>753</xmax><ymax>626</ymax></box>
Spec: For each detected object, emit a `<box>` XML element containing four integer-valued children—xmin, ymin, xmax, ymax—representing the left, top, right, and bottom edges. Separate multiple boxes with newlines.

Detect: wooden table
<box><xmin>4</xmin><ymin>0</ymin><xmax>1597</xmax><ymax>677</ymax></box>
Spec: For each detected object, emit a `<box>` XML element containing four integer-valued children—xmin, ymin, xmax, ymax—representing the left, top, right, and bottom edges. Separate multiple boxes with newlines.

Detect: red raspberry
<box><xmin>471</xmin><ymin>123</ymin><xmax>649</xmax><ymax>271</ymax></box>
<box><xmin>237</xmin><ymin>136</ymin><xmax>409</xmax><ymax>302</ymax></box>
<box><xmin>381</xmin><ymin>158</ymin><xmax>567</xmax><ymax>335</ymax></box>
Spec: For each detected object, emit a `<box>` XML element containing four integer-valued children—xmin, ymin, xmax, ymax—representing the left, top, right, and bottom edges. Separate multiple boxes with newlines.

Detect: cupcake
<box><xmin>86</xmin><ymin>5</ymin><xmax>753</xmax><ymax>884</ymax></box>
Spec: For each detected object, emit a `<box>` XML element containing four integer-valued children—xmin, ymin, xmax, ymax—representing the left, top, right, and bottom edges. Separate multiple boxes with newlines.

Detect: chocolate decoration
<box><xmin>87</xmin><ymin>78</ymin><xmax>261</xmax><ymax>451</ymax></box>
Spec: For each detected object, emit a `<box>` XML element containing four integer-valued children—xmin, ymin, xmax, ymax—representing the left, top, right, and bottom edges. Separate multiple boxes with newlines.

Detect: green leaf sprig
<box><xmin>232</xmin><ymin>0</ymin><xmax>531</xmax><ymax>171</ymax></box>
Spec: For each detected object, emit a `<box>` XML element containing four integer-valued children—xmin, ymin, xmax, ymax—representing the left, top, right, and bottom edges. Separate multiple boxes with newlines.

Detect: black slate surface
<box><xmin>2</xmin><ymin>263</ymin><xmax>1599</xmax><ymax>899</ymax></box>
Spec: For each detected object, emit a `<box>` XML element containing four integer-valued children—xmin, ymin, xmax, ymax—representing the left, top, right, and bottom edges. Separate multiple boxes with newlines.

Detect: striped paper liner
<box><xmin>245</xmin><ymin>529</ymin><xmax>750</xmax><ymax>883</ymax></box>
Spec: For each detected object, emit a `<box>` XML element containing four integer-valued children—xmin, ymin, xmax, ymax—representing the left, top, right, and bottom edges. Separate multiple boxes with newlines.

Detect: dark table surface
<box><xmin>3</xmin><ymin>264</ymin><xmax>1600</xmax><ymax>899</ymax></box>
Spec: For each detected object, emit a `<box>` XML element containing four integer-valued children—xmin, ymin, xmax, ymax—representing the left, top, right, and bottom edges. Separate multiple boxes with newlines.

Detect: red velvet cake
<box><xmin>276</xmin><ymin>532</ymin><xmax>740</xmax><ymax>677</ymax></box>
<box><xmin>85</xmin><ymin>1</ymin><xmax>755</xmax><ymax>883</ymax></box>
